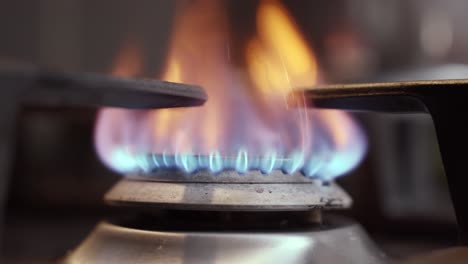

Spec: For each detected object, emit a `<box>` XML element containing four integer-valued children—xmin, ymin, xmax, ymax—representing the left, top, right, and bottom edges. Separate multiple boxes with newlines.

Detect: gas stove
<box><xmin>2</xmin><ymin>69</ymin><xmax>468</xmax><ymax>263</ymax></box>
<box><xmin>3</xmin><ymin>0</ymin><xmax>468</xmax><ymax>262</ymax></box>
<box><xmin>24</xmin><ymin>71</ymin><xmax>456</xmax><ymax>263</ymax></box>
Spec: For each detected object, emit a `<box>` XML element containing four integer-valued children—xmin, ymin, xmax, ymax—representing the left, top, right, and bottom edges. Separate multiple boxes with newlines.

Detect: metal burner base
<box><xmin>63</xmin><ymin>215</ymin><xmax>386</xmax><ymax>264</ymax></box>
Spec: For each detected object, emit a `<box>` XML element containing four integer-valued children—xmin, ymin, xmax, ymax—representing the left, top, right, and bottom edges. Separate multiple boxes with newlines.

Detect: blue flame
<box><xmin>96</xmin><ymin>108</ymin><xmax>367</xmax><ymax>180</ymax></box>
<box><xmin>315</xmin><ymin>132</ymin><xmax>367</xmax><ymax>181</ymax></box>
<box><xmin>101</xmin><ymin>123</ymin><xmax>367</xmax><ymax>180</ymax></box>
<box><xmin>301</xmin><ymin>156</ymin><xmax>324</xmax><ymax>177</ymax></box>
<box><xmin>162</xmin><ymin>152</ymin><xmax>172</xmax><ymax>167</ymax></box>
<box><xmin>176</xmin><ymin>152</ymin><xmax>198</xmax><ymax>173</ymax></box>
<box><xmin>151</xmin><ymin>154</ymin><xmax>161</xmax><ymax>168</ymax></box>
<box><xmin>260</xmin><ymin>151</ymin><xmax>276</xmax><ymax>174</ymax></box>
<box><xmin>107</xmin><ymin>148</ymin><xmax>139</xmax><ymax>172</ymax></box>
<box><xmin>209</xmin><ymin>151</ymin><xmax>223</xmax><ymax>173</ymax></box>
<box><xmin>235</xmin><ymin>148</ymin><xmax>249</xmax><ymax>173</ymax></box>
<box><xmin>282</xmin><ymin>150</ymin><xmax>304</xmax><ymax>174</ymax></box>
<box><xmin>103</xmin><ymin>136</ymin><xmax>366</xmax><ymax>179</ymax></box>
<box><xmin>136</xmin><ymin>154</ymin><xmax>151</xmax><ymax>172</ymax></box>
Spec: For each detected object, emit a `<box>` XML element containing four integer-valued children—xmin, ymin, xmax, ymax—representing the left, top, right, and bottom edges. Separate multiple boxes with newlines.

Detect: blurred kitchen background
<box><xmin>1</xmin><ymin>0</ymin><xmax>467</xmax><ymax>262</ymax></box>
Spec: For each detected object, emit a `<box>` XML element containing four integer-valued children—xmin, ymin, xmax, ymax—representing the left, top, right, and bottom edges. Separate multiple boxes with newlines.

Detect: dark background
<box><xmin>1</xmin><ymin>0</ymin><xmax>468</xmax><ymax>262</ymax></box>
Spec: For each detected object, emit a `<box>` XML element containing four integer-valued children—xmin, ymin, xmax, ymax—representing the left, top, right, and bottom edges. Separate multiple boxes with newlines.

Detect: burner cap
<box><xmin>105</xmin><ymin>170</ymin><xmax>351</xmax><ymax>211</ymax></box>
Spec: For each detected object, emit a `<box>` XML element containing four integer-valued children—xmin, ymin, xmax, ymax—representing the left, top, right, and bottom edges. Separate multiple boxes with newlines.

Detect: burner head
<box><xmin>105</xmin><ymin>170</ymin><xmax>352</xmax><ymax>211</ymax></box>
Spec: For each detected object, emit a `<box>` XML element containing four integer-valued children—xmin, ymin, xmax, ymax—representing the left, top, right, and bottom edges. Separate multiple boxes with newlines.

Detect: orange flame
<box><xmin>95</xmin><ymin>0</ymin><xmax>366</xmax><ymax>179</ymax></box>
<box><xmin>248</xmin><ymin>0</ymin><xmax>318</xmax><ymax>96</ymax></box>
